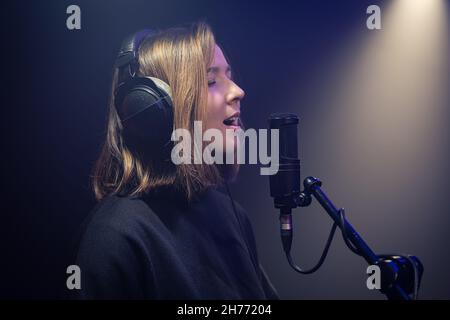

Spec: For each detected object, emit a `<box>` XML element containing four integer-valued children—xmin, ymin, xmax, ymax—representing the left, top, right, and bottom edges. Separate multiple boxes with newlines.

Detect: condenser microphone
<box><xmin>268</xmin><ymin>113</ymin><xmax>300</xmax><ymax>252</ymax></box>
<box><xmin>268</xmin><ymin>113</ymin><xmax>301</xmax><ymax>210</ymax></box>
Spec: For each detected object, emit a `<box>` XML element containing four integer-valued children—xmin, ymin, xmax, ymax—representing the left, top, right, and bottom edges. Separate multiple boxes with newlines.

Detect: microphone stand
<box><xmin>276</xmin><ymin>176</ymin><xmax>424</xmax><ymax>300</ymax></box>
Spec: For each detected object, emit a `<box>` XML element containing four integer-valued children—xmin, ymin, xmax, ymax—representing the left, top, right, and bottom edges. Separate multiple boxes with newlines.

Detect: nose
<box><xmin>226</xmin><ymin>80</ymin><xmax>245</xmax><ymax>106</ymax></box>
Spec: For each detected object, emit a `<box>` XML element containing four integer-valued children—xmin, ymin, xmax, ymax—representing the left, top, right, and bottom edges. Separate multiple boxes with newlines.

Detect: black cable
<box><xmin>337</xmin><ymin>208</ymin><xmax>361</xmax><ymax>256</ymax></box>
<box><xmin>284</xmin><ymin>221</ymin><xmax>338</xmax><ymax>274</ymax></box>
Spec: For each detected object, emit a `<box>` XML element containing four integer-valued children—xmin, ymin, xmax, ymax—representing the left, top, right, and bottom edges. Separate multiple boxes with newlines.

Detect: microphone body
<box><xmin>268</xmin><ymin>113</ymin><xmax>301</xmax><ymax>249</ymax></box>
<box><xmin>268</xmin><ymin>113</ymin><xmax>300</xmax><ymax>210</ymax></box>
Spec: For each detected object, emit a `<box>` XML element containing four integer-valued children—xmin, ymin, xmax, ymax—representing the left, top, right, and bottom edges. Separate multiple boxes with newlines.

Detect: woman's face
<box><xmin>205</xmin><ymin>45</ymin><xmax>245</xmax><ymax>156</ymax></box>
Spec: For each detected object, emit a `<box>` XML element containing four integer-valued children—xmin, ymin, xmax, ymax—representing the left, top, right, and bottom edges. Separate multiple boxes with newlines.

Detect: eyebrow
<box><xmin>207</xmin><ymin>65</ymin><xmax>232</xmax><ymax>75</ymax></box>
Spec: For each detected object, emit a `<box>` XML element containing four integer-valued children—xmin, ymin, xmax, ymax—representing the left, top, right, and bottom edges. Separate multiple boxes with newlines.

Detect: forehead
<box><xmin>212</xmin><ymin>45</ymin><xmax>228</xmax><ymax>66</ymax></box>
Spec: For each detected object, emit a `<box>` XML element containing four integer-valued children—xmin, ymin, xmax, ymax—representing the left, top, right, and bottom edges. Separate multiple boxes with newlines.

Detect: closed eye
<box><xmin>207</xmin><ymin>65</ymin><xmax>233</xmax><ymax>82</ymax></box>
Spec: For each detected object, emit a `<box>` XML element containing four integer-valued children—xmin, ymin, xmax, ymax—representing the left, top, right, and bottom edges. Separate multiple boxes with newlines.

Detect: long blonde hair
<box><xmin>92</xmin><ymin>22</ymin><xmax>224</xmax><ymax>202</ymax></box>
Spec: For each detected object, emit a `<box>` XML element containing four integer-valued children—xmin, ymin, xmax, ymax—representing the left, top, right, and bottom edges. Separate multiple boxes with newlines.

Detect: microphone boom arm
<box><xmin>279</xmin><ymin>176</ymin><xmax>423</xmax><ymax>300</ymax></box>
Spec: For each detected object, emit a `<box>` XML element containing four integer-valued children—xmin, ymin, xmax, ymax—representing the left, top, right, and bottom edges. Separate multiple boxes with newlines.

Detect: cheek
<box><xmin>206</xmin><ymin>92</ymin><xmax>226</xmax><ymax>129</ymax></box>
<box><xmin>206</xmin><ymin>90</ymin><xmax>238</xmax><ymax>153</ymax></box>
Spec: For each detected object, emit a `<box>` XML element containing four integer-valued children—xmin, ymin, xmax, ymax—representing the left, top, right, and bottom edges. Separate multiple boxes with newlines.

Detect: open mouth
<box><xmin>223</xmin><ymin>113</ymin><xmax>240</xmax><ymax>127</ymax></box>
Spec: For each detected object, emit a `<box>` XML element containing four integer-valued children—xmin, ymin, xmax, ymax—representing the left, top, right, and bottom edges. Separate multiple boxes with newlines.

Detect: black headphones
<box><xmin>114</xmin><ymin>29</ymin><xmax>174</xmax><ymax>155</ymax></box>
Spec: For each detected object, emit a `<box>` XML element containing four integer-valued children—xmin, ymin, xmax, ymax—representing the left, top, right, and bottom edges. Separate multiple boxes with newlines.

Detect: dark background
<box><xmin>1</xmin><ymin>0</ymin><xmax>449</xmax><ymax>299</ymax></box>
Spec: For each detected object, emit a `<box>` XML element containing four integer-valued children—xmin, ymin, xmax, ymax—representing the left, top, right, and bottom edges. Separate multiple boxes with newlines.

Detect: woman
<box><xmin>72</xmin><ymin>21</ymin><xmax>278</xmax><ymax>299</ymax></box>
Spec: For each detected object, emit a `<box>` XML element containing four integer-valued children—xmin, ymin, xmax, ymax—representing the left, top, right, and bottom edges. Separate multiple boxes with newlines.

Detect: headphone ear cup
<box><xmin>114</xmin><ymin>77</ymin><xmax>174</xmax><ymax>156</ymax></box>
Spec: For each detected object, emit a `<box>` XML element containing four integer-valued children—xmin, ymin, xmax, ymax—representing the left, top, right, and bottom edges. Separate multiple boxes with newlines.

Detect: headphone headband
<box><xmin>115</xmin><ymin>29</ymin><xmax>157</xmax><ymax>82</ymax></box>
<box><xmin>115</xmin><ymin>29</ymin><xmax>156</xmax><ymax>68</ymax></box>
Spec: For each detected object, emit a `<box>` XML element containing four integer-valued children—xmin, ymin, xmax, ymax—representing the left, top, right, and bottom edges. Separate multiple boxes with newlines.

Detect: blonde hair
<box><xmin>92</xmin><ymin>22</ymin><xmax>225</xmax><ymax>202</ymax></box>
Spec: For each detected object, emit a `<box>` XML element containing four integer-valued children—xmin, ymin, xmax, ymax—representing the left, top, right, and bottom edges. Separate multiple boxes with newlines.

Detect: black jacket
<box><xmin>71</xmin><ymin>186</ymin><xmax>279</xmax><ymax>299</ymax></box>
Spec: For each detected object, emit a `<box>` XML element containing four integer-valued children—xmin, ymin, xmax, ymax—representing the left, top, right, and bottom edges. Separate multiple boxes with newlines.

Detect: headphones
<box><xmin>114</xmin><ymin>29</ymin><xmax>174</xmax><ymax>155</ymax></box>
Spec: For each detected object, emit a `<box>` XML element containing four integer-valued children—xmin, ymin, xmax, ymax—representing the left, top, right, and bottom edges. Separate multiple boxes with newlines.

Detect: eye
<box><xmin>208</xmin><ymin>80</ymin><xmax>216</xmax><ymax>87</ymax></box>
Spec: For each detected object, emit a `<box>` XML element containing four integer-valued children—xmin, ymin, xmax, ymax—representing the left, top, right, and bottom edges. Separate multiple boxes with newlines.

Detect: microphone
<box><xmin>268</xmin><ymin>113</ymin><xmax>301</xmax><ymax>211</ymax></box>
<box><xmin>268</xmin><ymin>113</ymin><xmax>300</xmax><ymax>252</ymax></box>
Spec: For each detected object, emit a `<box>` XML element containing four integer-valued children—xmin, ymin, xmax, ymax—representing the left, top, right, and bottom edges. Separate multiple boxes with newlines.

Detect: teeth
<box><xmin>223</xmin><ymin>116</ymin><xmax>239</xmax><ymax>126</ymax></box>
